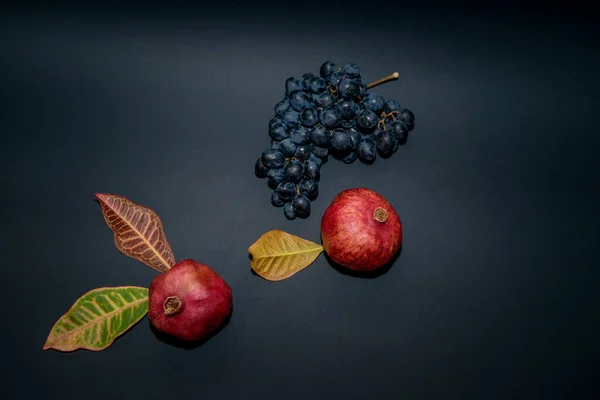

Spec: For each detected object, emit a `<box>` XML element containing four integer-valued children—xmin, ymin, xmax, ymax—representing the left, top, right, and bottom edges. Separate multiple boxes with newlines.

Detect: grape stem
<box><xmin>377</xmin><ymin>110</ymin><xmax>400</xmax><ymax>130</ymax></box>
<box><xmin>367</xmin><ymin>72</ymin><xmax>399</xmax><ymax>90</ymax></box>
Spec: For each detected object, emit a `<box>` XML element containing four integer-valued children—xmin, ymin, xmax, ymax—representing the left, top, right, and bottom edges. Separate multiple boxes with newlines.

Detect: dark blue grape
<box><xmin>271</xmin><ymin>140</ymin><xmax>282</xmax><ymax>150</ymax></box>
<box><xmin>363</xmin><ymin>92</ymin><xmax>385</xmax><ymax>113</ymax></box>
<box><xmin>357</xmin><ymin>109</ymin><xmax>379</xmax><ymax>133</ymax></box>
<box><xmin>398</xmin><ymin>108</ymin><xmax>415</xmax><ymax>131</ymax></box>
<box><xmin>369</xmin><ymin>126</ymin><xmax>383</xmax><ymax>140</ymax></box>
<box><xmin>262</xmin><ymin>149</ymin><xmax>285</xmax><ymax>169</ymax></box>
<box><xmin>290</xmin><ymin>126</ymin><xmax>311</xmax><ymax>145</ymax></box>
<box><xmin>308</xmin><ymin>77</ymin><xmax>327</xmax><ymax>94</ymax></box>
<box><xmin>320</xmin><ymin>106</ymin><xmax>342</xmax><ymax>129</ymax></box>
<box><xmin>271</xmin><ymin>190</ymin><xmax>285</xmax><ymax>207</ymax></box>
<box><xmin>283</xmin><ymin>202</ymin><xmax>297</xmax><ymax>220</ymax></box>
<box><xmin>304</xmin><ymin>158</ymin><xmax>321</xmax><ymax>181</ymax></box>
<box><xmin>312</xmin><ymin>92</ymin><xmax>334</xmax><ymax>109</ymax></box>
<box><xmin>356</xmin><ymin>78</ymin><xmax>367</xmax><ymax>97</ymax></box>
<box><xmin>279</xmin><ymin>138</ymin><xmax>297</xmax><ymax>156</ymax></box>
<box><xmin>338</xmin><ymin>99</ymin><xmax>358</xmax><ymax>119</ymax></box>
<box><xmin>337</xmin><ymin>78</ymin><xmax>360</xmax><ymax>99</ymax></box>
<box><xmin>269</xmin><ymin>116</ymin><xmax>283</xmax><ymax>130</ymax></box>
<box><xmin>255</xmin><ymin>157</ymin><xmax>269</xmax><ymax>178</ymax></box>
<box><xmin>357</xmin><ymin>137</ymin><xmax>377</xmax><ymax>163</ymax></box>
<box><xmin>359</xmin><ymin>133</ymin><xmax>372</xmax><ymax>142</ymax></box>
<box><xmin>383</xmin><ymin>100</ymin><xmax>401</xmax><ymax>114</ymax></box>
<box><xmin>375</xmin><ymin>129</ymin><xmax>396</xmax><ymax>157</ymax></box>
<box><xmin>309</xmin><ymin>125</ymin><xmax>331</xmax><ymax>148</ymax></box>
<box><xmin>342</xmin><ymin>63</ymin><xmax>360</xmax><ymax>77</ymax></box>
<box><xmin>277</xmin><ymin>181</ymin><xmax>297</xmax><ymax>202</ymax></box>
<box><xmin>288</xmin><ymin>90</ymin><xmax>312</xmax><ymax>112</ymax></box>
<box><xmin>269</xmin><ymin>121</ymin><xmax>288</xmax><ymax>141</ymax></box>
<box><xmin>308</xmin><ymin>152</ymin><xmax>323</xmax><ymax>166</ymax></box>
<box><xmin>281</xmin><ymin>109</ymin><xmax>301</xmax><ymax>128</ymax></box>
<box><xmin>285</xmin><ymin>77</ymin><xmax>302</xmax><ymax>94</ymax></box>
<box><xmin>301</xmin><ymin>73</ymin><xmax>315</xmax><ymax>91</ymax></box>
<box><xmin>328</xmin><ymin>70</ymin><xmax>345</xmax><ymax>87</ymax></box>
<box><xmin>294</xmin><ymin>145</ymin><xmax>311</xmax><ymax>161</ymax></box>
<box><xmin>388</xmin><ymin>120</ymin><xmax>408</xmax><ymax>144</ymax></box>
<box><xmin>267</xmin><ymin>168</ymin><xmax>286</xmax><ymax>186</ymax></box>
<box><xmin>311</xmin><ymin>144</ymin><xmax>329</xmax><ymax>159</ymax></box>
<box><xmin>274</xmin><ymin>99</ymin><xmax>290</xmax><ymax>115</ymax></box>
<box><xmin>392</xmin><ymin>136</ymin><xmax>399</xmax><ymax>153</ymax></box>
<box><xmin>284</xmin><ymin>160</ymin><xmax>305</xmax><ymax>183</ymax></box>
<box><xmin>330</xmin><ymin>128</ymin><xmax>353</xmax><ymax>153</ymax></box>
<box><xmin>341</xmin><ymin>151</ymin><xmax>358</xmax><ymax>164</ymax></box>
<box><xmin>292</xmin><ymin>194</ymin><xmax>311</xmax><ymax>218</ymax></box>
<box><xmin>341</xmin><ymin>119</ymin><xmax>356</xmax><ymax>129</ymax></box>
<box><xmin>320</xmin><ymin>61</ymin><xmax>337</xmax><ymax>78</ymax></box>
<box><xmin>300</xmin><ymin>106</ymin><xmax>319</xmax><ymax>128</ymax></box>
<box><xmin>298</xmin><ymin>178</ymin><xmax>319</xmax><ymax>199</ymax></box>
<box><xmin>348</xmin><ymin>127</ymin><xmax>361</xmax><ymax>150</ymax></box>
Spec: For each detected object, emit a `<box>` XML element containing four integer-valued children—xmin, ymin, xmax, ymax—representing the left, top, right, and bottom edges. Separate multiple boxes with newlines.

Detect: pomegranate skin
<box><xmin>148</xmin><ymin>259</ymin><xmax>232</xmax><ymax>341</ymax></box>
<box><xmin>321</xmin><ymin>188</ymin><xmax>402</xmax><ymax>271</ymax></box>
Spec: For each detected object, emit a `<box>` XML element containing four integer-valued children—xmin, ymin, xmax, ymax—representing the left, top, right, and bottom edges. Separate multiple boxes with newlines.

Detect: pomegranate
<box><xmin>321</xmin><ymin>188</ymin><xmax>402</xmax><ymax>271</ymax></box>
<box><xmin>148</xmin><ymin>259</ymin><xmax>232</xmax><ymax>341</ymax></box>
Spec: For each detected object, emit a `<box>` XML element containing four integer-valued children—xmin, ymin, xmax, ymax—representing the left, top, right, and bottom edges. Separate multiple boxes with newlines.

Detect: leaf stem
<box><xmin>367</xmin><ymin>72</ymin><xmax>399</xmax><ymax>90</ymax></box>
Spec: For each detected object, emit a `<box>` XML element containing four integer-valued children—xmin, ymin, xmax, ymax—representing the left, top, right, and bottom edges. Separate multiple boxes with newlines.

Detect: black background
<box><xmin>2</xmin><ymin>1</ymin><xmax>599</xmax><ymax>399</ymax></box>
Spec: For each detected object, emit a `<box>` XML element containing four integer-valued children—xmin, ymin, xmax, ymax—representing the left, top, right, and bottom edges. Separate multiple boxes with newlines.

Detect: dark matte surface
<box><xmin>2</xmin><ymin>2</ymin><xmax>599</xmax><ymax>399</ymax></box>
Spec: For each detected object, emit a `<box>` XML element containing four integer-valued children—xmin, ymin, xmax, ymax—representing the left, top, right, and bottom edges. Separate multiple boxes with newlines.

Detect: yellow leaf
<box><xmin>248</xmin><ymin>230</ymin><xmax>323</xmax><ymax>281</ymax></box>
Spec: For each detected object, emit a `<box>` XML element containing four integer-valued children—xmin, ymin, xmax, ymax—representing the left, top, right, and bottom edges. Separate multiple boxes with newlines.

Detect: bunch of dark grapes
<box><xmin>254</xmin><ymin>61</ymin><xmax>416</xmax><ymax>220</ymax></box>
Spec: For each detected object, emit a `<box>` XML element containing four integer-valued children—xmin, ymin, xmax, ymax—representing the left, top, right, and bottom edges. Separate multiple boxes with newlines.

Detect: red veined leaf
<box><xmin>95</xmin><ymin>193</ymin><xmax>176</xmax><ymax>272</ymax></box>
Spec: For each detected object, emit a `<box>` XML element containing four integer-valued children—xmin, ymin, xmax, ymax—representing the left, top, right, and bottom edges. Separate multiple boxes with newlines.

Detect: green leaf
<box><xmin>43</xmin><ymin>286</ymin><xmax>149</xmax><ymax>352</ymax></box>
<box><xmin>248</xmin><ymin>230</ymin><xmax>323</xmax><ymax>281</ymax></box>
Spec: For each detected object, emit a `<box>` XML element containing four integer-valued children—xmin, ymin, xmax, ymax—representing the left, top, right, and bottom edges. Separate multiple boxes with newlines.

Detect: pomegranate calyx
<box><xmin>163</xmin><ymin>296</ymin><xmax>182</xmax><ymax>316</ymax></box>
<box><xmin>373</xmin><ymin>207</ymin><xmax>388</xmax><ymax>223</ymax></box>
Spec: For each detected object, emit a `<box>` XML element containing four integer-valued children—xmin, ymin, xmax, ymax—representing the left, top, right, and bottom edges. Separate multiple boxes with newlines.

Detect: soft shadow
<box><xmin>248</xmin><ymin>253</ymin><xmax>259</xmax><ymax>277</ymax></box>
<box><xmin>149</xmin><ymin>307</ymin><xmax>234</xmax><ymax>350</ymax></box>
<box><xmin>324</xmin><ymin>245</ymin><xmax>402</xmax><ymax>279</ymax></box>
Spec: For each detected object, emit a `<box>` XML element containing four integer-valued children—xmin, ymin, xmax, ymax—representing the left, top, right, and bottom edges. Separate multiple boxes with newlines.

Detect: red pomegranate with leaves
<box><xmin>321</xmin><ymin>188</ymin><xmax>402</xmax><ymax>271</ymax></box>
<box><xmin>149</xmin><ymin>259</ymin><xmax>232</xmax><ymax>341</ymax></box>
